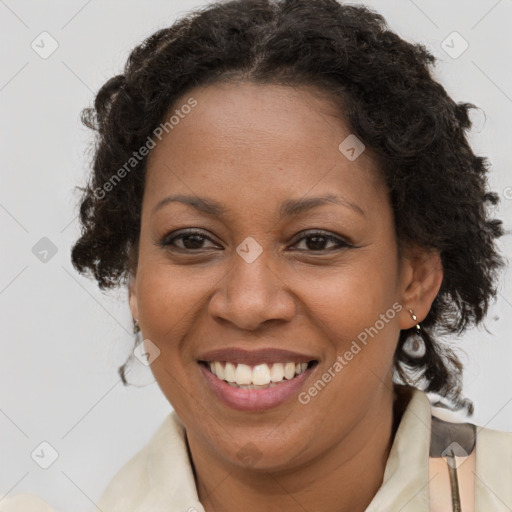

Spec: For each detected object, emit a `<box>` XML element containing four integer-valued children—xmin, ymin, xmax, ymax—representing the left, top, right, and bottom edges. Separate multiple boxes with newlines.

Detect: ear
<box><xmin>397</xmin><ymin>245</ymin><xmax>443</xmax><ymax>330</ymax></box>
<box><xmin>128</xmin><ymin>272</ymin><xmax>139</xmax><ymax>322</ymax></box>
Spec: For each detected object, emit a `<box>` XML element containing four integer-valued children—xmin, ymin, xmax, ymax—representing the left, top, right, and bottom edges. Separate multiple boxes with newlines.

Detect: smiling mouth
<box><xmin>198</xmin><ymin>360</ymin><xmax>318</xmax><ymax>389</ymax></box>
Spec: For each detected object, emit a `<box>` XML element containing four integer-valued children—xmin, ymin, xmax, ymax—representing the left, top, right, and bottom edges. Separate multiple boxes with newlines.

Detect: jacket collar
<box><xmin>139</xmin><ymin>411</ymin><xmax>205</xmax><ymax>512</ymax></box>
<box><xmin>365</xmin><ymin>386</ymin><xmax>432</xmax><ymax>511</ymax></box>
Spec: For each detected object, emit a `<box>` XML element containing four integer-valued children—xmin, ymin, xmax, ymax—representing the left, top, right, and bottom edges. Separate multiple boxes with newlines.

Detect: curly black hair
<box><xmin>71</xmin><ymin>0</ymin><xmax>506</xmax><ymax>413</ymax></box>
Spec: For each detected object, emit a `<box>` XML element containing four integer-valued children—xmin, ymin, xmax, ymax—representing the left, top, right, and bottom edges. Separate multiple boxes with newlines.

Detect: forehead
<box><xmin>143</xmin><ymin>81</ymin><xmax>384</xmax><ymax>213</ymax></box>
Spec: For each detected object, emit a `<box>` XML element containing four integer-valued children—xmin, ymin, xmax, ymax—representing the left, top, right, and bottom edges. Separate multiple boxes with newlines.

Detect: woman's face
<box><xmin>129</xmin><ymin>81</ymin><xmax>439</xmax><ymax>472</ymax></box>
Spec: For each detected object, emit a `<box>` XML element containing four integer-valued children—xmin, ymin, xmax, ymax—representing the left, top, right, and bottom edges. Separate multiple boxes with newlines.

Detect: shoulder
<box><xmin>96</xmin><ymin>419</ymin><xmax>164</xmax><ymax>511</ymax></box>
<box><xmin>0</xmin><ymin>494</ymin><xmax>58</xmax><ymax>512</ymax></box>
<box><xmin>0</xmin><ymin>433</ymin><xmax>157</xmax><ymax>512</ymax></box>
<box><xmin>0</xmin><ymin>412</ymin><xmax>195</xmax><ymax>512</ymax></box>
<box><xmin>474</xmin><ymin>421</ymin><xmax>512</xmax><ymax>472</ymax></box>
<box><xmin>97</xmin><ymin>410</ymin><xmax>196</xmax><ymax>512</ymax></box>
<box><xmin>96</xmin><ymin>440</ymin><xmax>151</xmax><ymax>511</ymax></box>
<box><xmin>476</xmin><ymin>421</ymin><xmax>512</xmax><ymax>445</ymax></box>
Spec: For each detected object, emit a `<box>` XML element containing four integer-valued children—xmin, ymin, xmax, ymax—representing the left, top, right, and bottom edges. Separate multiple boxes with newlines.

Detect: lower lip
<box><xmin>199</xmin><ymin>363</ymin><xmax>315</xmax><ymax>412</ymax></box>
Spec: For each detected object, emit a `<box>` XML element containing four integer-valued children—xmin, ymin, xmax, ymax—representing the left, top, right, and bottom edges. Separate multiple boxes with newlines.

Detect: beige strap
<box><xmin>429</xmin><ymin>448</ymin><xmax>475</xmax><ymax>512</ymax></box>
<box><xmin>428</xmin><ymin>415</ymin><xmax>476</xmax><ymax>512</ymax></box>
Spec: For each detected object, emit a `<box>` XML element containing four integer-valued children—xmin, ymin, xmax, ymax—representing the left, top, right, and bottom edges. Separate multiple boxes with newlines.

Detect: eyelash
<box><xmin>158</xmin><ymin>228</ymin><xmax>353</xmax><ymax>253</ymax></box>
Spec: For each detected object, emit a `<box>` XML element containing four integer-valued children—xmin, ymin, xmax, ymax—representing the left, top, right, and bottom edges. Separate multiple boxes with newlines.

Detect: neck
<box><xmin>187</xmin><ymin>384</ymin><xmax>408</xmax><ymax>512</ymax></box>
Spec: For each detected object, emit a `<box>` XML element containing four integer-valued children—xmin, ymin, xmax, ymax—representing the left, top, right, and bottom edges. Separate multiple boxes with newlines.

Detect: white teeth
<box><xmin>284</xmin><ymin>362</ymin><xmax>296</xmax><ymax>380</ymax></box>
<box><xmin>252</xmin><ymin>364</ymin><xmax>271</xmax><ymax>386</ymax></box>
<box><xmin>224</xmin><ymin>362</ymin><xmax>236</xmax><ymax>382</ymax></box>
<box><xmin>270</xmin><ymin>363</ymin><xmax>284</xmax><ymax>382</ymax></box>
<box><xmin>206</xmin><ymin>360</ymin><xmax>311</xmax><ymax>387</ymax></box>
<box><xmin>227</xmin><ymin>381</ymin><xmax>280</xmax><ymax>389</ymax></box>
<box><xmin>234</xmin><ymin>363</ymin><xmax>252</xmax><ymax>385</ymax></box>
<box><xmin>214</xmin><ymin>361</ymin><xmax>225</xmax><ymax>380</ymax></box>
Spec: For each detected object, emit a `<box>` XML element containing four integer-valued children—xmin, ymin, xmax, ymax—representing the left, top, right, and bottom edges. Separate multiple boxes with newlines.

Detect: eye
<box><xmin>159</xmin><ymin>229</ymin><xmax>220</xmax><ymax>251</ymax></box>
<box><xmin>290</xmin><ymin>230</ymin><xmax>352</xmax><ymax>252</ymax></box>
<box><xmin>158</xmin><ymin>229</ymin><xmax>353</xmax><ymax>253</ymax></box>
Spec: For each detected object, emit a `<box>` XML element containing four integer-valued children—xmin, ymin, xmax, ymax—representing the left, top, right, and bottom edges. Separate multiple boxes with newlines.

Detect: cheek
<box><xmin>292</xmin><ymin>254</ymin><xmax>399</xmax><ymax>337</ymax></box>
<box><xmin>136</xmin><ymin>260</ymin><xmax>220</xmax><ymax>337</ymax></box>
<box><xmin>287</xmin><ymin>251</ymin><xmax>400</xmax><ymax>379</ymax></box>
<box><xmin>135</xmin><ymin>263</ymin><xmax>209</xmax><ymax>409</ymax></box>
<box><xmin>299</xmin><ymin>272</ymin><xmax>400</xmax><ymax>413</ymax></box>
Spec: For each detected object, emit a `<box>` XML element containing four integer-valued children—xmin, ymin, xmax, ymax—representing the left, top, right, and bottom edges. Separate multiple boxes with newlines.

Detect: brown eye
<box><xmin>159</xmin><ymin>229</ymin><xmax>220</xmax><ymax>251</ymax></box>
<box><xmin>291</xmin><ymin>231</ymin><xmax>352</xmax><ymax>252</ymax></box>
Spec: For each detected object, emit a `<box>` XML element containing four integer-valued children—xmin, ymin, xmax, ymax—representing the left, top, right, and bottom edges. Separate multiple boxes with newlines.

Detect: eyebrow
<box><xmin>151</xmin><ymin>193</ymin><xmax>365</xmax><ymax>219</ymax></box>
<box><xmin>279</xmin><ymin>194</ymin><xmax>365</xmax><ymax>218</ymax></box>
<box><xmin>151</xmin><ymin>194</ymin><xmax>228</xmax><ymax>218</ymax></box>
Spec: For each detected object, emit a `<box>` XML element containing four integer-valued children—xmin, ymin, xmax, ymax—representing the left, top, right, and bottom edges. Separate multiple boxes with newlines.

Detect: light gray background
<box><xmin>1</xmin><ymin>0</ymin><xmax>511</xmax><ymax>510</ymax></box>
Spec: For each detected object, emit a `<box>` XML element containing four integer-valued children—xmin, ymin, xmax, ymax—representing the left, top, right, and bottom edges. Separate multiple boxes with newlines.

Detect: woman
<box><xmin>2</xmin><ymin>0</ymin><xmax>510</xmax><ymax>510</ymax></box>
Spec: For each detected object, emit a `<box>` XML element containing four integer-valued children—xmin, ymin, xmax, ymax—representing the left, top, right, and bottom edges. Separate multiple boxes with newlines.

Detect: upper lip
<box><xmin>197</xmin><ymin>347</ymin><xmax>318</xmax><ymax>366</ymax></box>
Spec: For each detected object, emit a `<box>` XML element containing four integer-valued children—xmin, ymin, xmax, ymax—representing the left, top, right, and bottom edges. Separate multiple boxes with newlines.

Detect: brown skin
<box><xmin>128</xmin><ymin>82</ymin><xmax>443</xmax><ymax>512</ymax></box>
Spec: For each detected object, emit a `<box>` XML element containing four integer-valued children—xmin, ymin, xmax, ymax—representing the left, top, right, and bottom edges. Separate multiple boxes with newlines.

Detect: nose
<box><xmin>208</xmin><ymin>248</ymin><xmax>296</xmax><ymax>331</ymax></box>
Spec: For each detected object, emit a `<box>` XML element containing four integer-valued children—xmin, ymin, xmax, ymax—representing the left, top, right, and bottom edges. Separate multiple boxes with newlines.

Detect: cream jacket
<box><xmin>2</xmin><ymin>387</ymin><xmax>511</xmax><ymax>511</ymax></box>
